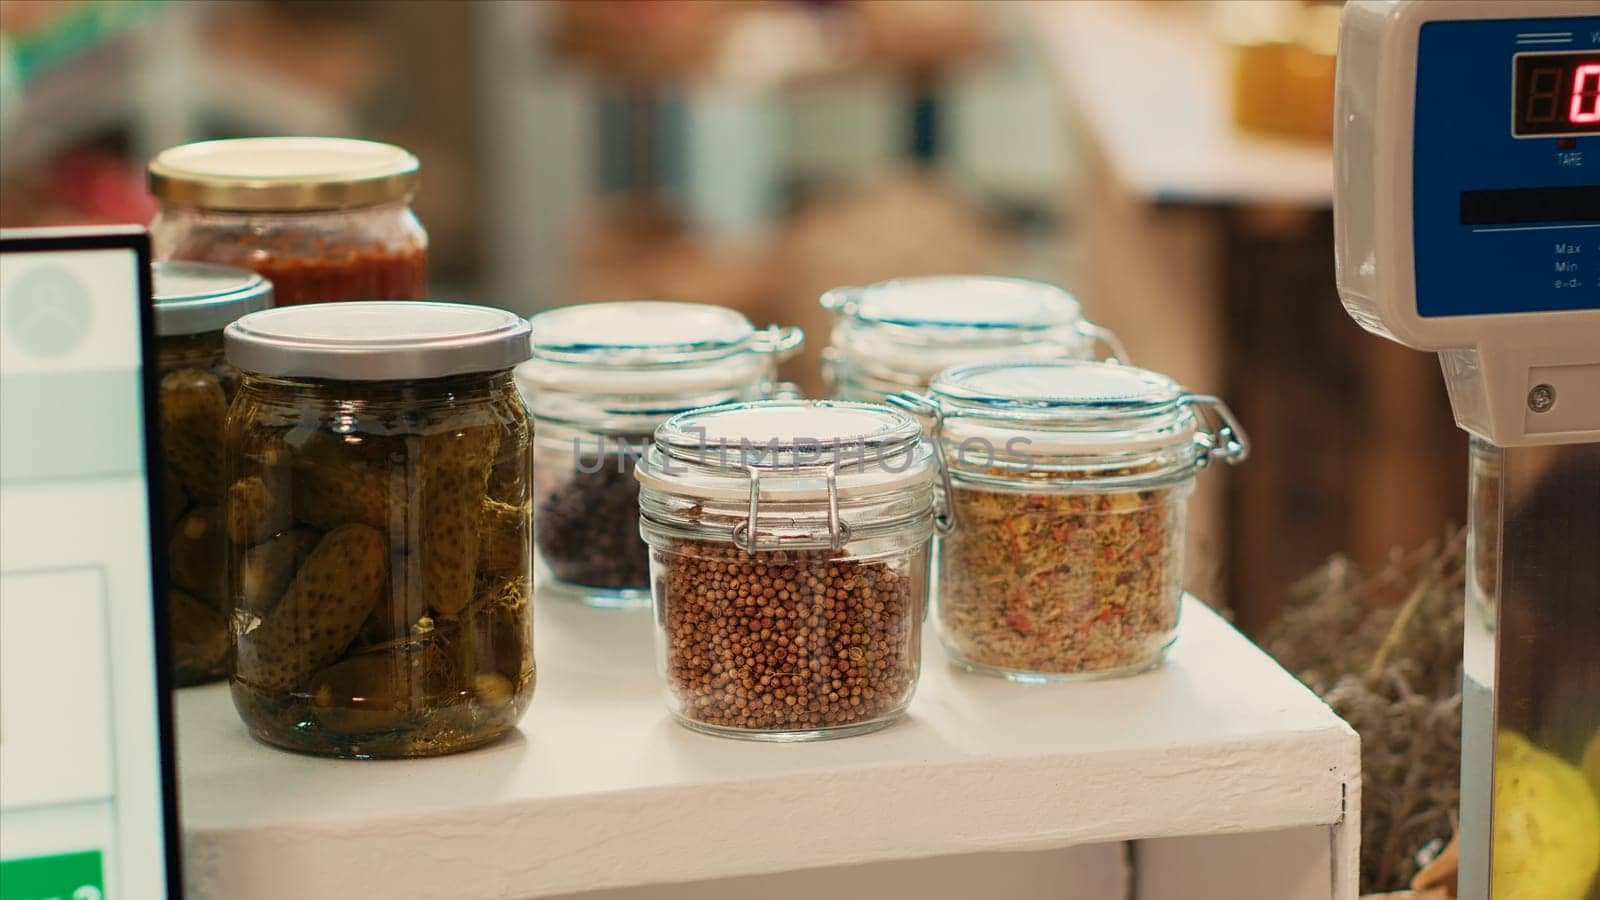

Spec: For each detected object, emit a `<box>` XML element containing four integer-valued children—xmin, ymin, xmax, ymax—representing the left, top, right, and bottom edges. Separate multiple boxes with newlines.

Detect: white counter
<box><xmin>176</xmin><ymin>596</ymin><xmax>1358</xmax><ymax>899</ymax></box>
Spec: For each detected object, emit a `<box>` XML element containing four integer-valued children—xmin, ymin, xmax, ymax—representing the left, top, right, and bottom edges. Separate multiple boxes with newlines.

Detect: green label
<box><xmin>0</xmin><ymin>851</ymin><xmax>105</xmax><ymax>900</ymax></box>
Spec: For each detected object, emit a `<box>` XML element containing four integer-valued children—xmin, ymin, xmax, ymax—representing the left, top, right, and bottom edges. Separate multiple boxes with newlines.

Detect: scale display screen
<box><xmin>1513</xmin><ymin>51</ymin><xmax>1600</xmax><ymax>136</ymax></box>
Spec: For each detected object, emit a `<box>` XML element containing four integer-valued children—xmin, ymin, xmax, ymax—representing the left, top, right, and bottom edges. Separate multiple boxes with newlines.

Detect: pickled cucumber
<box><xmin>485</xmin><ymin>382</ymin><xmax>530</xmax><ymax>504</ymax></box>
<box><xmin>419</xmin><ymin>424</ymin><xmax>499</xmax><ymax>617</ymax></box>
<box><xmin>289</xmin><ymin>446</ymin><xmax>395</xmax><ymax>533</ymax></box>
<box><xmin>160</xmin><ymin>368</ymin><xmax>227</xmax><ymax>502</ymax></box>
<box><xmin>476</xmin><ymin>498</ymin><xmax>528</xmax><ymax>579</ymax></box>
<box><xmin>237</xmin><ymin>528</ymin><xmax>318</xmax><ymax>614</ymax></box>
<box><xmin>162</xmin><ymin>464</ymin><xmax>189</xmax><ymax>532</ymax></box>
<box><xmin>235</xmin><ymin>523</ymin><xmax>388</xmax><ymax>691</ymax></box>
<box><xmin>308</xmin><ymin>642</ymin><xmax>449</xmax><ymax>735</ymax></box>
<box><xmin>227</xmin><ymin>475</ymin><xmax>292</xmax><ymax>544</ymax></box>
<box><xmin>168</xmin><ymin>506</ymin><xmax>226</xmax><ymax>606</ymax></box>
<box><xmin>466</xmin><ymin>575</ymin><xmax>533</xmax><ymax>684</ymax></box>
<box><xmin>168</xmin><ymin>588</ymin><xmax>229</xmax><ymax>684</ymax></box>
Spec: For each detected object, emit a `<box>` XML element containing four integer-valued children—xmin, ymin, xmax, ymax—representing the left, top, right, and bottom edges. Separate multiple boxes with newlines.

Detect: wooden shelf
<box><xmin>1027</xmin><ymin>0</ymin><xmax>1332</xmax><ymax>207</ymax></box>
<box><xmin>176</xmin><ymin>597</ymin><xmax>1358</xmax><ymax>899</ymax></box>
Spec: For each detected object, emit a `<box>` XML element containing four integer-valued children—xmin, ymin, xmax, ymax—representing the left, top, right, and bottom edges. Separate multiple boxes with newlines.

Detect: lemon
<box><xmin>1492</xmin><ymin>730</ymin><xmax>1600</xmax><ymax>900</ymax></box>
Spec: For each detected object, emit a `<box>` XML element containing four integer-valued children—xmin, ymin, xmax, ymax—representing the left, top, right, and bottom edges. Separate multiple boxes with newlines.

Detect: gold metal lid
<box><xmin>148</xmin><ymin>137</ymin><xmax>420</xmax><ymax>212</ymax></box>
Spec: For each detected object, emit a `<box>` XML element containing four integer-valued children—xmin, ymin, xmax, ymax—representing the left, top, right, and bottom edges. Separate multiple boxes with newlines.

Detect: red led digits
<box><xmin>1571</xmin><ymin>63</ymin><xmax>1600</xmax><ymax>125</ymax></box>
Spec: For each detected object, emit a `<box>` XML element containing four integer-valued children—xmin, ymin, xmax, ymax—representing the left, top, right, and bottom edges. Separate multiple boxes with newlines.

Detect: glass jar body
<box><xmin>224</xmin><ymin>370</ymin><xmax>533</xmax><ymax>758</ymax></box>
<box><xmin>158</xmin><ymin>329</ymin><xmax>237</xmax><ymax>686</ymax></box>
<box><xmin>641</xmin><ymin>491</ymin><xmax>932</xmax><ymax>741</ymax></box>
<box><xmin>936</xmin><ymin>460</ymin><xmax>1197</xmax><ymax>682</ymax></box>
<box><xmin>532</xmin><ymin>422</ymin><xmax>655</xmax><ymax>608</ymax></box>
<box><xmin>522</xmin><ymin>365</ymin><xmax>769</xmax><ymax>610</ymax></box>
<box><xmin>827</xmin><ymin>326</ymin><xmax>1096</xmax><ymax>404</ymax></box>
<box><xmin>152</xmin><ymin>200</ymin><xmax>428</xmax><ymax>307</ymax></box>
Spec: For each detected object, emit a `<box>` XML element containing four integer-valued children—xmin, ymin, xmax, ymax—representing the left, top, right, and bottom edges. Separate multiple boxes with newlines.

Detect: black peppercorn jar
<box><xmin>516</xmin><ymin>301</ymin><xmax>802</xmax><ymax>610</ymax></box>
<box><xmin>636</xmin><ymin>400</ymin><xmax>937</xmax><ymax>741</ymax></box>
<box><xmin>891</xmin><ymin>360</ymin><xmax>1247</xmax><ymax>683</ymax></box>
<box><xmin>822</xmin><ymin>275</ymin><xmax>1126</xmax><ymax>402</ymax></box>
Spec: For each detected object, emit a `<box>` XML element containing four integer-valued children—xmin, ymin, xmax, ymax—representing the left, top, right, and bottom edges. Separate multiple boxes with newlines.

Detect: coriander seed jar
<box><xmin>636</xmin><ymin>400</ymin><xmax>937</xmax><ymax>741</ymax></box>
<box><xmin>891</xmin><ymin>361</ymin><xmax>1248</xmax><ymax>682</ymax></box>
<box><xmin>515</xmin><ymin>301</ymin><xmax>802</xmax><ymax>610</ymax></box>
<box><xmin>822</xmin><ymin>275</ymin><xmax>1126</xmax><ymax>402</ymax></box>
<box><xmin>223</xmin><ymin>302</ymin><xmax>533</xmax><ymax>758</ymax></box>
<box><xmin>154</xmin><ymin>261</ymin><xmax>274</xmax><ymax>686</ymax></box>
<box><xmin>149</xmin><ymin>137</ymin><xmax>428</xmax><ymax>307</ymax></box>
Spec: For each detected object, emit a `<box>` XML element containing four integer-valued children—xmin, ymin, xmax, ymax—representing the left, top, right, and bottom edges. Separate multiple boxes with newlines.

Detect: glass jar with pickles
<box><xmin>223</xmin><ymin>301</ymin><xmax>533</xmax><ymax>758</ymax></box>
<box><xmin>892</xmin><ymin>361</ymin><xmax>1248</xmax><ymax>682</ymax></box>
<box><xmin>155</xmin><ymin>261</ymin><xmax>275</xmax><ymax>686</ymax></box>
<box><xmin>515</xmin><ymin>301</ymin><xmax>802</xmax><ymax>609</ymax></box>
<box><xmin>150</xmin><ymin>137</ymin><xmax>428</xmax><ymax>307</ymax></box>
<box><xmin>822</xmin><ymin>275</ymin><xmax>1126</xmax><ymax>402</ymax></box>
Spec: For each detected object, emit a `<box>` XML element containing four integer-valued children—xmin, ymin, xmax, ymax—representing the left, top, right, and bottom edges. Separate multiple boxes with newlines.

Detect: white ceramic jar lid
<box><xmin>910</xmin><ymin>360</ymin><xmax>1246</xmax><ymax>461</ymax></box>
<box><xmin>637</xmin><ymin>399</ymin><xmax>933</xmax><ymax>502</ymax></box>
<box><xmin>225</xmin><ymin>301</ymin><xmax>530</xmax><ymax>381</ymax></box>
<box><xmin>822</xmin><ymin>276</ymin><xmax>1124</xmax><ymax>384</ymax></box>
<box><xmin>832</xmin><ymin>275</ymin><xmax>1082</xmax><ymax>330</ymax></box>
<box><xmin>518</xmin><ymin>300</ymin><xmax>802</xmax><ymax>399</ymax></box>
<box><xmin>152</xmin><ymin>261</ymin><xmax>273</xmax><ymax>336</ymax></box>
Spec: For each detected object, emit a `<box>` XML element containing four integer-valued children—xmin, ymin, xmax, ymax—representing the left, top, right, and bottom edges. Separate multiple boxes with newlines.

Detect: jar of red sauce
<box><xmin>149</xmin><ymin>137</ymin><xmax>428</xmax><ymax>306</ymax></box>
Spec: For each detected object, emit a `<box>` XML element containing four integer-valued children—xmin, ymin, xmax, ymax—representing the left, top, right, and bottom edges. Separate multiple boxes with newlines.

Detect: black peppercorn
<box><xmin>536</xmin><ymin>452</ymin><xmax>652</xmax><ymax>590</ymax></box>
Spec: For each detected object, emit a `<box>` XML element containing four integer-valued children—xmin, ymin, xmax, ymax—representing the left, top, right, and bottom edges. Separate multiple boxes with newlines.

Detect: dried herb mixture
<box><xmin>938</xmin><ymin>471</ymin><xmax>1184</xmax><ymax>677</ymax></box>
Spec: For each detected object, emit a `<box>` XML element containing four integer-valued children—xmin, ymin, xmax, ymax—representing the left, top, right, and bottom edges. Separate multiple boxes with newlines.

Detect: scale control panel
<box><xmin>1414</xmin><ymin>16</ymin><xmax>1599</xmax><ymax>317</ymax></box>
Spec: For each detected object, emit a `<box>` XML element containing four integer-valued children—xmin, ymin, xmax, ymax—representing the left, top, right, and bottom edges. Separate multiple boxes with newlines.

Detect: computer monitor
<box><xmin>0</xmin><ymin>227</ymin><xmax>182</xmax><ymax>900</ymax></box>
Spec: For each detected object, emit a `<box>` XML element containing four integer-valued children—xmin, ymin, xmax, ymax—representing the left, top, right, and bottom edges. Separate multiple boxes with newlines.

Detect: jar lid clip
<box><xmin>1180</xmin><ymin>394</ymin><xmax>1251</xmax><ymax>468</ymax></box>
<box><xmin>1075</xmin><ymin>320</ymin><xmax>1130</xmax><ymax>363</ymax></box>
<box><xmin>884</xmin><ymin>392</ymin><xmax>957</xmax><ymax>534</ymax></box>
<box><xmin>731</xmin><ymin>463</ymin><xmax>852</xmax><ymax>553</ymax></box>
<box><xmin>751</xmin><ymin>323</ymin><xmax>805</xmax><ymax>400</ymax></box>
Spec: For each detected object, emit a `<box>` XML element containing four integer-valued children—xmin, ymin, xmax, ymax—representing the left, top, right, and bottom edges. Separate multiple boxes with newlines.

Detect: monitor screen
<box><xmin>0</xmin><ymin>228</ymin><xmax>181</xmax><ymax>900</ymax></box>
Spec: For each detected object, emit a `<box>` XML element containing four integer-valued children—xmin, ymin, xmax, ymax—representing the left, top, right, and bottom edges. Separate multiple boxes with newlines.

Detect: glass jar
<box><xmin>222</xmin><ymin>301</ymin><xmax>533</xmax><ymax>758</ymax></box>
<box><xmin>149</xmin><ymin>137</ymin><xmax>428</xmax><ymax>307</ymax></box>
<box><xmin>822</xmin><ymin>275</ymin><xmax>1126</xmax><ymax>402</ymax></box>
<box><xmin>516</xmin><ymin>301</ymin><xmax>802</xmax><ymax>610</ymax></box>
<box><xmin>636</xmin><ymin>400</ymin><xmax>937</xmax><ymax>741</ymax></box>
<box><xmin>154</xmin><ymin>261</ymin><xmax>275</xmax><ymax>686</ymax></box>
<box><xmin>891</xmin><ymin>360</ymin><xmax>1248</xmax><ymax>682</ymax></box>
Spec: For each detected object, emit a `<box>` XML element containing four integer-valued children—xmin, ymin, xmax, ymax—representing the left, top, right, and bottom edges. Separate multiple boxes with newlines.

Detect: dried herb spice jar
<box><xmin>892</xmin><ymin>360</ymin><xmax>1248</xmax><ymax>682</ymax></box>
<box><xmin>822</xmin><ymin>275</ymin><xmax>1126</xmax><ymax>402</ymax></box>
<box><xmin>154</xmin><ymin>261</ymin><xmax>275</xmax><ymax>686</ymax></box>
<box><xmin>516</xmin><ymin>301</ymin><xmax>802</xmax><ymax>609</ymax></box>
<box><xmin>150</xmin><ymin>137</ymin><xmax>427</xmax><ymax>307</ymax></box>
<box><xmin>223</xmin><ymin>301</ymin><xmax>533</xmax><ymax>758</ymax></box>
<box><xmin>636</xmin><ymin>400</ymin><xmax>938</xmax><ymax>740</ymax></box>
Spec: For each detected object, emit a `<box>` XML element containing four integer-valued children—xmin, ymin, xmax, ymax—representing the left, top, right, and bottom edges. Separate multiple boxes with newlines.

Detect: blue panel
<box><xmin>1413</xmin><ymin>17</ymin><xmax>1600</xmax><ymax>317</ymax></box>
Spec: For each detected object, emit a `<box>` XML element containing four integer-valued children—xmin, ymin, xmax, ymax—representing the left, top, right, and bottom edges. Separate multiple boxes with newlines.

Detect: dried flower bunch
<box><xmin>938</xmin><ymin>467</ymin><xmax>1185</xmax><ymax>677</ymax></box>
<box><xmin>1264</xmin><ymin>530</ymin><xmax>1466</xmax><ymax>894</ymax></box>
<box><xmin>658</xmin><ymin>539</ymin><xmax>921</xmax><ymax>734</ymax></box>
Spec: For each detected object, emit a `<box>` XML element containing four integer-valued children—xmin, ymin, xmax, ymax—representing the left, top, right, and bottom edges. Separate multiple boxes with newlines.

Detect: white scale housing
<box><xmin>1335</xmin><ymin>3</ymin><xmax>1599</xmax><ymax>898</ymax></box>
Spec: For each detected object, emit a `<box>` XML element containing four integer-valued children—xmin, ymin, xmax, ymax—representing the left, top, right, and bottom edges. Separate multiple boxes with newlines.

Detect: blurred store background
<box><xmin>0</xmin><ymin>0</ymin><xmax>1461</xmax><ymax>635</ymax></box>
<box><xmin>1</xmin><ymin>1</ymin><xmax>1478</xmax><ymax>890</ymax></box>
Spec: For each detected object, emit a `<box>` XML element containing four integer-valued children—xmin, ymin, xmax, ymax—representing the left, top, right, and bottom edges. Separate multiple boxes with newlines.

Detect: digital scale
<box><xmin>1335</xmin><ymin>2</ymin><xmax>1599</xmax><ymax>898</ymax></box>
